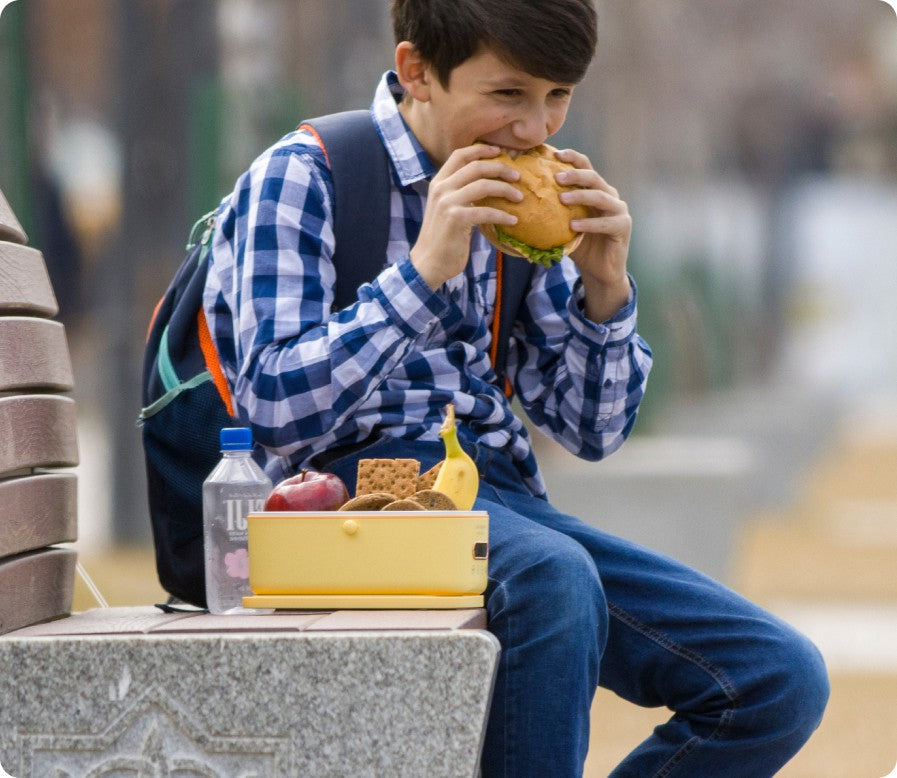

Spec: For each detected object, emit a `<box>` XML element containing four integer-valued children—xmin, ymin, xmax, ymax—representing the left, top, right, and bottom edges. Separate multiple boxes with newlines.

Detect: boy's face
<box><xmin>401</xmin><ymin>46</ymin><xmax>576</xmax><ymax>166</ymax></box>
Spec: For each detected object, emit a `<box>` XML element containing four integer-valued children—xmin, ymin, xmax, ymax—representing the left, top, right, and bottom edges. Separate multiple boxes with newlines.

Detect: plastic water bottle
<box><xmin>202</xmin><ymin>427</ymin><xmax>272</xmax><ymax>614</ymax></box>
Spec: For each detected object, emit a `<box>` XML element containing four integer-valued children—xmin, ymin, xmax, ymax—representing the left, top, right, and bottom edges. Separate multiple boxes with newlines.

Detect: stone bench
<box><xmin>0</xmin><ymin>187</ymin><xmax>498</xmax><ymax>775</ymax></box>
<box><xmin>0</xmin><ymin>606</ymin><xmax>499</xmax><ymax>776</ymax></box>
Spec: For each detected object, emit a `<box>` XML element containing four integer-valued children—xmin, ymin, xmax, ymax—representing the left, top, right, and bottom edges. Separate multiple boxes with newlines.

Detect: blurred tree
<box><xmin>105</xmin><ymin>0</ymin><xmax>219</xmax><ymax>544</ymax></box>
<box><xmin>0</xmin><ymin>1</ymin><xmax>31</xmax><ymax>234</ymax></box>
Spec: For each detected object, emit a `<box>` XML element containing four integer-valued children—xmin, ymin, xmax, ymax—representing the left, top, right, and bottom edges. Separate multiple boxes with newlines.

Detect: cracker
<box><xmin>381</xmin><ymin>498</ymin><xmax>426</xmax><ymax>511</ymax></box>
<box><xmin>416</xmin><ymin>461</ymin><xmax>443</xmax><ymax>490</ymax></box>
<box><xmin>339</xmin><ymin>492</ymin><xmax>398</xmax><ymax>511</ymax></box>
<box><xmin>355</xmin><ymin>458</ymin><xmax>420</xmax><ymax>499</ymax></box>
<box><xmin>410</xmin><ymin>489</ymin><xmax>458</xmax><ymax>511</ymax></box>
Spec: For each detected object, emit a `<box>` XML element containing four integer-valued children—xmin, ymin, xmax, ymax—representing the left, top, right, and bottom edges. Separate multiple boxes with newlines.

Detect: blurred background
<box><xmin>1</xmin><ymin>1</ymin><xmax>896</xmax><ymax>775</ymax></box>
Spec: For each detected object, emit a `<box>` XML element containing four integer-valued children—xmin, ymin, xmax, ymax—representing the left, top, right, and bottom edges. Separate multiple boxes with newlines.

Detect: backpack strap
<box><xmin>301</xmin><ymin>111</ymin><xmax>532</xmax><ymax>395</ymax></box>
<box><xmin>491</xmin><ymin>251</ymin><xmax>535</xmax><ymax>397</ymax></box>
<box><xmin>298</xmin><ymin>111</ymin><xmax>392</xmax><ymax>311</ymax></box>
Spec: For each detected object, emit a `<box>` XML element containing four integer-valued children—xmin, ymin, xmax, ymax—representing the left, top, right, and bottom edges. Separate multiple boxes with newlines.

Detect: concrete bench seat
<box><xmin>0</xmin><ymin>606</ymin><xmax>499</xmax><ymax>777</ymax></box>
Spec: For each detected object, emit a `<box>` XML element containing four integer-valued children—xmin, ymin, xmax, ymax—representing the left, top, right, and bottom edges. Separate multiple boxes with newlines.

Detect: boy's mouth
<box><xmin>477</xmin><ymin>140</ymin><xmax>531</xmax><ymax>158</ymax></box>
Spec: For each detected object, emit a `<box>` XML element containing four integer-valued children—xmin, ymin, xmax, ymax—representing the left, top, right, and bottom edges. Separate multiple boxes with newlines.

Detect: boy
<box><xmin>204</xmin><ymin>0</ymin><xmax>829</xmax><ymax>774</ymax></box>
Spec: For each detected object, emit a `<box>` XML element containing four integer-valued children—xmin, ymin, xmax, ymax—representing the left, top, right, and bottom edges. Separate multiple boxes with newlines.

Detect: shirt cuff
<box><xmin>568</xmin><ymin>273</ymin><xmax>639</xmax><ymax>348</ymax></box>
<box><xmin>367</xmin><ymin>256</ymin><xmax>447</xmax><ymax>338</ymax></box>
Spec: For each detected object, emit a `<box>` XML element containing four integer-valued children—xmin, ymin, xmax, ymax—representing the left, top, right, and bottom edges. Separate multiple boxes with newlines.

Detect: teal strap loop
<box><xmin>137</xmin><ymin>370</ymin><xmax>212</xmax><ymax>423</ymax></box>
<box><xmin>186</xmin><ymin>209</ymin><xmax>218</xmax><ymax>251</ymax></box>
<box><xmin>157</xmin><ymin>324</ymin><xmax>180</xmax><ymax>394</ymax></box>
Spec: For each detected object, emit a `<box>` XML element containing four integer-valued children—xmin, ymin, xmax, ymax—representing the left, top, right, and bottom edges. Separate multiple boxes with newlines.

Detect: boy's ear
<box><xmin>395</xmin><ymin>41</ymin><xmax>432</xmax><ymax>102</ymax></box>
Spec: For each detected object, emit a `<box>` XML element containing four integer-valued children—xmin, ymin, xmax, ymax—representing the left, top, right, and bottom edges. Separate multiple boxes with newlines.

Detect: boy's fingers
<box><xmin>442</xmin><ymin>143</ymin><xmax>503</xmax><ymax>174</ymax></box>
<box><xmin>557</xmin><ymin>167</ymin><xmax>619</xmax><ymax>198</ymax></box>
<box><xmin>431</xmin><ymin>161</ymin><xmax>522</xmax><ymax>208</ymax></box>
<box><xmin>446</xmin><ymin>159</ymin><xmax>521</xmax><ymax>193</ymax></box>
<box><xmin>560</xmin><ymin>187</ymin><xmax>626</xmax><ymax>215</ymax></box>
<box><xmin>467</xmin><ymin>158</ymin><xmax>521</xmax><ymax>183</ymax></box>
<box><xmin>469</xmin><ymin>206</ymin><xmax>519</xmax><ymax>227</ymax></box>
<box><xmin>462</xmin><ymin>177</ymin><xmax>524</xmax><ymax>203</ymax></box>
<box><xmin>553</xmin><ymin>148</ymin><xmax>621</xmax><ymax>197</ymax></box>
<box><xmin>553</xmin><ymin>147</ymin><xmax>591</xmax><ymax>168</ymax></box>
<box><xmin>570</xmin><ymin>213</ymin><xmax>631</xmax><ymax>237</ymax></box>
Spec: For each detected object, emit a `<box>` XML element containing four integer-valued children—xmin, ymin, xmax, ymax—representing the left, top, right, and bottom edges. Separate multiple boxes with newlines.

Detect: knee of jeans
<box><xmin>489</xmin><ymin>540</ymin><xmax>609</xmax><ymax>643</ymax></box>
<box><xmin>750</xmin><ymin>625</ymin><xmax>830</xmax><ymax>740</ymax></box>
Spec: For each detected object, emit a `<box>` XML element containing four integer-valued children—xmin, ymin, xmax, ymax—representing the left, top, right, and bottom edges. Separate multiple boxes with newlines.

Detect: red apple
<box><xmin>263</xmin><ymin>469</ymin><xmax>349</xmax><ymax>512</ymax></box>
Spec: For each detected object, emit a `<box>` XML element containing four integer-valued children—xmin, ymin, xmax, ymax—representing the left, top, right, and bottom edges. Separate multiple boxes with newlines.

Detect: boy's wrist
<box><xmin>409</xmin><ymin>246</ymin><xmax>448</xmax><ymax>291</ymax></box>
<box><xmin>580</xmin><ymin>272</ymin><xmax>632</xmax><ymax>323</ymax></box>
<box><xmin>371</xmin><ymin>257</ymin><xmax>448</xmax><ymax>336</ymax></box>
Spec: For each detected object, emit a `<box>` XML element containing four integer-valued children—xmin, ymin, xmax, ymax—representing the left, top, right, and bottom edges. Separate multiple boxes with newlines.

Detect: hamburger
<box><xmin>476</xmin><ymin>143</ymin><xmax>589</xmax><ymax>267</ymax></box>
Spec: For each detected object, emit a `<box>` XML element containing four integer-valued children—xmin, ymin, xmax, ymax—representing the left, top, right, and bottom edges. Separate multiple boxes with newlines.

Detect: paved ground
<box><xmin>72</xmin><ymin>382</ymin><xmax>897</xmax><ymax>776</ymax></box>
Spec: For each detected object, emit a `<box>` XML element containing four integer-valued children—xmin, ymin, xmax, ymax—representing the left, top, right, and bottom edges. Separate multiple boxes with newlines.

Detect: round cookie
<box><xmin>410</xmin><ymin>489</ymin><xmax>458</xmax><ymax>511</ymax></box>
<box><xmin>338</xmin><ymin>492</ymin><xmax>398</xmax><ymax>511</ymax></box>
<box><xmin>381</xmin><ymin>499</ymin><xmax>426</xmax><ymax>511</ymax></box>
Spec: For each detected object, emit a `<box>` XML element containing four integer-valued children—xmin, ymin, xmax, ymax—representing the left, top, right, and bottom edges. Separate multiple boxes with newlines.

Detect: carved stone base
<box><xmin>0</xmin><ymin>607</ymin><xmax>499</xmax><ymax>777</ymax></box>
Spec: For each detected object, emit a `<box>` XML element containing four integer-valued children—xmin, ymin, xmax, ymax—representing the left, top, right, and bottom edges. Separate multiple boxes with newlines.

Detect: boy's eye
<box><xmin>494</xmin><ymin>89</ymin><xmax>523</xmax><ymax>98</ymax></box>
<box><xmin>550</xmin><ymin>88</ymin><xmax>572</xmax><ymax>99</ymax></box>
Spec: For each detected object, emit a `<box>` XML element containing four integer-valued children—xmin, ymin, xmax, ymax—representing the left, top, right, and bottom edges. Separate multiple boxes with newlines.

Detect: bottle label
<box><xmin>204</xmin><ymin>489</ymin><xmax>268</xmax><ymax>612</ymax></box>
<box><xmin>224</xmin><ymin>497</ymin><xmax>266</xmax><ymax>534</ymax></box>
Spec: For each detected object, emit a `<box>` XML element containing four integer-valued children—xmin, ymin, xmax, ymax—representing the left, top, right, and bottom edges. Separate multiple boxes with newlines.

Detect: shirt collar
<box><xmin>371</xmin><ymin>70</ymin><xmax>437</xmax><ymax>186</ymax></box>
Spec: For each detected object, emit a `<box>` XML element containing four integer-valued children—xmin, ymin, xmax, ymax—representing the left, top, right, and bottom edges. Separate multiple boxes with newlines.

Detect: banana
<box><xmin>432</xmin><ymin>403</ymin><xmax>480</xmax><ymax>510</ymax></box>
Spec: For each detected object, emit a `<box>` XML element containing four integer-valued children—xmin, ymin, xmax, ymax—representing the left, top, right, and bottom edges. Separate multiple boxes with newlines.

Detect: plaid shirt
<box><xmin>204</xmin><ymin>71</ymin><xmax>652</xmax><ymax>496</ymax></box>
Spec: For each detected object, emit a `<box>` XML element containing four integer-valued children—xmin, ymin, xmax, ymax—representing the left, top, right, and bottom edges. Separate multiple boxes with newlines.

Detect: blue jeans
<box><xmin>325</xmin><ymin>437</ymin><xmax>830</xmax><ymax>777</ymax></box>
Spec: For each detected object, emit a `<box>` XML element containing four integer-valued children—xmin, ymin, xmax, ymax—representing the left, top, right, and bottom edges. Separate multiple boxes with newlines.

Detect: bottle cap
<box><xmin>220</xmin><ymin>427</ymin><xmax>253</xmax><ymax>451</ymax></box>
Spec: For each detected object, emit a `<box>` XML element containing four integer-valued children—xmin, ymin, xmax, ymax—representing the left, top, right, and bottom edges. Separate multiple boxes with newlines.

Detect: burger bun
<box><xmin>476</xmin><ymin>144</ymin><xmax>589</xmax><ymax>263</ymax></box>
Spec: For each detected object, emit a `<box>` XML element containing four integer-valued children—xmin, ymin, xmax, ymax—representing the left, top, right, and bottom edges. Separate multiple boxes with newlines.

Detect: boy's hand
<box><xmin>554</xmin><ymin>148</ymin><xmax>633</xmax><ymax>323</ymax></box>
<box><xmin>410</xmin><ymin>144</ymin><xmax>523</xmax><ymax>290</ymax></box>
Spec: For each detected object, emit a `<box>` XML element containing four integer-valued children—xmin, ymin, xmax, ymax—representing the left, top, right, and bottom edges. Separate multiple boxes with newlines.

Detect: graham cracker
<box><xmin>355</xmin><ymin>458</ymin><xmax>420</xmax><ymax>499</ymax></box>
<box><xmin>417</xmin><ymin>461</ymin><xmax>443</xmax><ymax>490</ymax></box>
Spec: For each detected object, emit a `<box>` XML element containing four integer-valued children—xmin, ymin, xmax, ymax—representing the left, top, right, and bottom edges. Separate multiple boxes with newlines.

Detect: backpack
<box><xmin>139</xmin><ymin>110</ymin><xmax>533</xmax><ymax>607</ymax></box>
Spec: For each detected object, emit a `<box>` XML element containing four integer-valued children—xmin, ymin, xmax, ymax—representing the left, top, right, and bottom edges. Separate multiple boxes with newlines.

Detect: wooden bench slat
<box><xmin>0</xmin><ymin>190</ymin><xmax>27</xmax><ymax>245</ymax></box>
<box><xmin>0</xmin><ymin>395</ymin><xmax>79</xmax><ymax>476</ymax></box>
<box><xmin>0</xmin><ymin>243</ymin><xmax>58</xmax><ymax>316</ymax></box>
<box><xmin>0</xmin><ymin>317</ymin><xmax>74</xmax><ymax>392</ymax></box>
<box><xmin>0</xmin><ymin>547</ymin><xmax>76</xmax><ymax>635</ymax></box>
<box><xmin>0</xmin><ymin>473</ymin><xmax>77</xmax><ymax>558</ymax></box>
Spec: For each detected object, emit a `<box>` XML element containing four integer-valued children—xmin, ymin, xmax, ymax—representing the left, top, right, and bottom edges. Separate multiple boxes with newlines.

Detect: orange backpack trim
<box><xmin>147</xmin><ymin>295</ymin><xmax>165</xmax><ymax>343</ymax></box>
<box><xmin>298</xmin><ymin>123</ymin><xmax>331</xmax><ymax>167</ymax></box>
<box><xmin>197</xmin><ymin>308</ymin><xmax>236</xmax><ymax>417</ymax></box>
<box><xmin>489</xmin><ymin>250</ymin><xmax>513</xmax><ymax>397</ymax></box>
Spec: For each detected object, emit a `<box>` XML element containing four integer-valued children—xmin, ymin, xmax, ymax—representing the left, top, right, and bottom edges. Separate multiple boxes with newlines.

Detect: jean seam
<box><xmin>487</xmin><ymin>578</ymin><xmax>516</xmax><ymax>778</ymax></box>
<box><xmin>478</xmin><ymin>480</ymin><xmax>510</xmax><ymax>509</ymax></box>
<box><xmin>479</xmin><ymin>478</ymin><xmax>517</xmax><ymax>776</ymax></box>
<box><xmin>606</xmin><ymin>601</ymin><xmax>741</xmax><ymax>777</ymax></box>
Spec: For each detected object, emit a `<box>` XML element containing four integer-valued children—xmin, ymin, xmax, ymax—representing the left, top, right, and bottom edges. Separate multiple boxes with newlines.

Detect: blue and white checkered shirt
<box><xmin>204</xmin><ymin>71</ymin><xmax>652</xmax><ymax>497</ymax></box>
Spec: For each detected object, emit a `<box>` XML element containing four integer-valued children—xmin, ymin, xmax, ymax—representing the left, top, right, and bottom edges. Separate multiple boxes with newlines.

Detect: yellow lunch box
<box><xmin>243</xmin><ymin>510</ymin><xmax>489</xmax><ymax>609</ymax></box>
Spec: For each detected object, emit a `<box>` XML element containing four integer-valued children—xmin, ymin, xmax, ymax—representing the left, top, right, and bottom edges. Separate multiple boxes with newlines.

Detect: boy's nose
<box><xmin>511</xmin><ymin>109</ymin><xmax>555</xmax><ymax>149</ymax></box>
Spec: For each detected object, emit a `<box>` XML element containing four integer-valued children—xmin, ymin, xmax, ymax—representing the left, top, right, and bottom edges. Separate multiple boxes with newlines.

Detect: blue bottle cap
<box><xmin>220</xmin><ymin>427</ymin><xmax>253</xmax><ymax>451</ymax></box>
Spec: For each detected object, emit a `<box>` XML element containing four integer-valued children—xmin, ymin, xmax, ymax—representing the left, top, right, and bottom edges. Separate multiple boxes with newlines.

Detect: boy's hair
<box><xmin>391</xmin><ymin>0</ymin><xmax>597</xmax><ymax>87</ymax></box>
